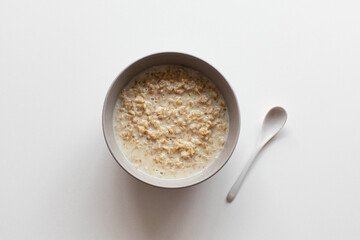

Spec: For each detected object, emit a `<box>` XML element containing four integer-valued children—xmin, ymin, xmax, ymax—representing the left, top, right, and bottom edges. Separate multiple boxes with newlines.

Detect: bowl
<box><xmin>102</xmin><ymin>52</ymin><xmax>240</xmax><ymax>188</ymax></box>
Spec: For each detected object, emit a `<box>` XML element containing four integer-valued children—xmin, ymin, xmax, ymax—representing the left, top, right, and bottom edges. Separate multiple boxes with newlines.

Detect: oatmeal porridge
<box><xmin>113</xmin><ymin>65</ymin><xmax>229</xmax><ymax>179</ymax></box>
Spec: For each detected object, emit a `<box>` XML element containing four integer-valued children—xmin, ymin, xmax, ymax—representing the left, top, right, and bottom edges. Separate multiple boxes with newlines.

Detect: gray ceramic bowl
<box><xmin>103</xmin><ymin>52</ymin><xmax>240</xmax><ymax>188</ymax></box>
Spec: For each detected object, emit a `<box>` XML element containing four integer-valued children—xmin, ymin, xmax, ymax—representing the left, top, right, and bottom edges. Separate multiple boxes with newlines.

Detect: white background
<box><xmin>1</xmin><ymin>0</ymin><xmax>360</xmax><ymax>239</ymax></box>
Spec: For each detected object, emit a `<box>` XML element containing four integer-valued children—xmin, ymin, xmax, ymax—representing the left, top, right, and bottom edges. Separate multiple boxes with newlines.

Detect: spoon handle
<box><xmin>226</xmin><ymin>146</ymin><xmax>261</xmax><ymax>203</ymax></box>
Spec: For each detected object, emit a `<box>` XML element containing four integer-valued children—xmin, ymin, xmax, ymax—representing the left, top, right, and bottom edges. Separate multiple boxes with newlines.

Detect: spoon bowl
<box><xmin>259</xmin><ymin>106</ymin><xmax>287</xmax><ymax>146</ymax></box>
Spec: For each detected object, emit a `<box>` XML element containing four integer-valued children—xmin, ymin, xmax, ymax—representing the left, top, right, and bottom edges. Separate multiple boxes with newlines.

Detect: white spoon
<box><xmin>227</xmin><ymin>106</ymin><xmax>287</xmax><ymax>203</ymax></box>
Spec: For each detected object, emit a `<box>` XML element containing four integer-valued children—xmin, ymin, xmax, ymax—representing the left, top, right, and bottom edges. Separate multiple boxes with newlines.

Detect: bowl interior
<box><xmin>103</xmin><ymin>52</ymin><xmax>240</xmax><ymax>188</ymax></box>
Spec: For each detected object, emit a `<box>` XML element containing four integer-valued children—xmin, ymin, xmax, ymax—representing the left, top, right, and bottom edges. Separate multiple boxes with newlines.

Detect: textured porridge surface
<box><xmin>113</xmin><ymin>65</ymin><xmax>229</xmax><ymax>179</ymax></box>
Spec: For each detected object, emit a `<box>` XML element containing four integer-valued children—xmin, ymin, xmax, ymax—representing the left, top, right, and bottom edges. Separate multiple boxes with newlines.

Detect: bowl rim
<box><xmin>102</xmin><ymin>51</ymin><xmax>240</xmax><ymax>189</ymax></box>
